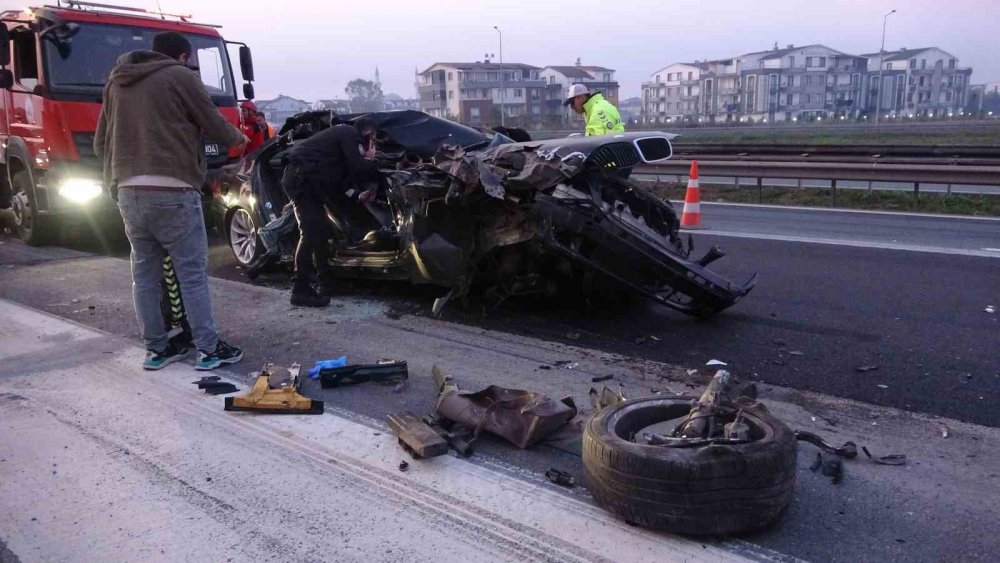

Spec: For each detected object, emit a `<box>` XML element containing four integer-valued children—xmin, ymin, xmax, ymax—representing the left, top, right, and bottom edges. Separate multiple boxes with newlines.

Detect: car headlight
<box><xmin>58</xmin><ymin>178</ymin><xmax>104</xmax><ymax>204</ymax></box>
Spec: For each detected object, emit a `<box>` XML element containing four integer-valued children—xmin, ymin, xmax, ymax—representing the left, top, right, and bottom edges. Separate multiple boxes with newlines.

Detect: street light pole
<box><xmin>875</xmin><ymin>9</ymin><xmax>896</xmax><ymax>126</ymax></box>
<box><xmin>494</xmin><ymin>25</ymin><xmax>505</xmax><ymax>127</ymax></box>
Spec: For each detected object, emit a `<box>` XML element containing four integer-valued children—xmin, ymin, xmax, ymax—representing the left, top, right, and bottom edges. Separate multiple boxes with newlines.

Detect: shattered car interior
<box><xmin>229</xmin><ymin>109</ymin><xmax>756</xmax><ymax>316</ymax></box>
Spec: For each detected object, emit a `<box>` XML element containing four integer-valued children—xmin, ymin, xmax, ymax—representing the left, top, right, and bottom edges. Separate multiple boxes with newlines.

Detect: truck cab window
<box><xmin>13</xmin><ymin>30</ymin><xmax>39</xmax><ymax>90</ymax></box>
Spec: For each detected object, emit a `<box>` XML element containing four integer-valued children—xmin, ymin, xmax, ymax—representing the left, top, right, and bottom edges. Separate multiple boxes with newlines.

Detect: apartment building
<box><xmin>860</xmin><ymin>47</ymin><xmax>972</xmax><ymax>118</ymax></box>
<box><xmin>418</xmin><ymin>62</ymin><xmax>546</xmax><ymax>126</ymax></box>
<box><xmin>256</xmin><ymin>94</ymin><xmax>312</xmax><ymax>125</ymax></box>
<box><xmin>641</xmin><ymin>44</ymin><xmax>973</xmax><ymax>124</ymax></box>
<box><xmin>641</xmin><ymin>63</ymin><xmax>705</xmax><ymax>123</ymax></box>
<box><xmin>740</xmin><ymin>45</ymin><xmax>867</xmax><ymax>122</ymax></box>
<box><xmin>540</xmin><ymin>60</ymin><xmax>620</xmax><ymax>126</ymax></box>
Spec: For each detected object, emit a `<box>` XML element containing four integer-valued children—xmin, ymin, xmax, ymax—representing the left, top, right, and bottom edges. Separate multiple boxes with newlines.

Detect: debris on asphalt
<box><xmin>650</xmin><ymin>335</ymin><xmax>662</xmax><ymax>342</ymax></box>
<box><xmin>307</xmin><ymin>356</ymin><xmax>347</xmax><ymax>379</ymax></box>
<box><xmin>788</xmin><ymin>351</ymin><xmax>805</xmax><ymax>357</ymax></box>
<box><xmin>705</xmin><ymin>359</ymin><xmax>727</xmax><ymax>366</ymax></box>
<box><xmin>686</xmin><ymin>369</ymin><xmax>698</xmax><ymax>376</ymax></box>
<box><xmin>877</xmin><ymin>384</ymin><xmax>889</xmax><ymax>389</ymax></box>
<box><xmin>433</xmin><ymin>365</ymin><xmax>577</xmax><ymax>449</ymax></box>
<box><xmin>986</xmin><ymin>305</ymin><xmax>996</xmax><ymax>314</ymax></box>
<box><xmin>862</xmin><ymin>446</ymin><xmax>907</xmax><ymax>466</ymax></box>
<box><xmin>539</xmin><ymin>365</ymin><xmax>552</xmax><ymax>370</ymax></box>
<box><xmin>856</xmin><ymin>365</ymin><xmax>879</xmax><ymax>373</ymax></box>
<box><xmin>318</xmin><ymin>361</ymin><xmax>408</xmax><ymax>388</ymax></box>
<box><xmin>939</xmin><ymin>423</ymin><xmax>951</xmax><ymax>438</ymax></box>
<box><xmin>809</xmin><ymin>452</ymin><xmax>823</xmax><ymax>471</ymax></box>
<box><xmin>566</xmin><ymin>331</ymin><xmax>580</xmax><ymax>340</ymax></box>
<box><xmin>634</xmin><ymin>336</ymin><xmax>647</xmax><ymax>345</ymax></box>
<box><xmin>388</xmin><ymin>413</ymin><xmax>449</xmax><ymax>459</ymax></box>
<box><xmin>398</xmin><ymin>461</ymin><xmax>409</xmax><ymax>472</ymax></box>
<box><xmin>192</xmin><ymin>376</ymin><xmax>239</xmax><ymax>396</ymax></box>
<box><xmin>392</xmin><ymin>380</ymin><xmax>407</xmax><ymax>394</ymax></box>
<box><xmin>563</xmin><ymin>363</ymin><xmax>580</xmax><ymax>370</ymax></box>
<box><xmin>591</xmin><ymin>374</ymin><xmax>614</xmax><ymax>383</ymax></box>
<box><xmin>545</xmin><ymin>468</ymin><xmax>576</xmax><ymax>488</ymax></box>
<box><xmin>422</xmin><ymin>414</ymin><xmax>475</xmax><ymax>457</ymax></box>
<box><xmin>224</xmin><ymin>364</ymin><xmax>324</xmax><ymax>414</ymax></box>
<box><xmin>821</xmin><ymin>458</ymin><xmax>843</xmax><ymax>484</ymax></box>
<box><xmin>552</xmin><ymin>360</ymin><xmax>574</xmax><ymax>367</ymax></box>
<box><xmin>590</xmin><ymin>386</ymin><xmax>627</xmax><ymax>410</ymax></box>
<box><xmin>795</xmin><ymin>431</ymin><xmax>858</xmax><ymax>458</ymax></box>
<box><xmin>772</xmin><ymin>338</ymin><xmax>787</xmax><ymax>346</ymax></box>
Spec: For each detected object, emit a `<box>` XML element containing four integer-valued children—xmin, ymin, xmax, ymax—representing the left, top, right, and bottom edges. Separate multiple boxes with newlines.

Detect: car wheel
<box><xmin>227</xmin><ymin>207</ymin><xmax>263</xmax><ymax>267</ymax></box>
<box><xmin>10</xmin><ymin>171</ymin><xmax>56</xmax><ymax>246</ymax></box>
<box><xmin>582</xmin><ymin>396</ymin><xmax>797</xmax><ymax>536</ymax></box>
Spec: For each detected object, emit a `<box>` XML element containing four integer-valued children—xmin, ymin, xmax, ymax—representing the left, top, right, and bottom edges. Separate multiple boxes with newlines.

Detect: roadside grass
<box><xmin>675</xmin><ymin>129</ymin><xmax>1000</xmax><ymax>146</ymax></box>
<box><xmin>646</xmin><ymin>182</ymin><xmax>1000</xmax><ymax>217</ymax></box>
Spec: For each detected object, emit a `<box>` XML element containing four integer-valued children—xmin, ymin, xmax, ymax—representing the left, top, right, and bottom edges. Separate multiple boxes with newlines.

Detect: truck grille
<box><xmin>73</xmin><ymin>133</ymin><xmax>98</xmax><ymax>163</ymax></box>
<box><xmin>588</xmin><ymin>142</ymin><xmax>640</xmax><ymax>169</ymax></box>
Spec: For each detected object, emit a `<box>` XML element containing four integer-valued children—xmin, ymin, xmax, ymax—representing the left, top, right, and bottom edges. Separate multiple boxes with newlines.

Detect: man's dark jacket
<box><xmin>283</xmin><ymin>124</ymin><xmax>377</xmax><ymax>199</ymax></box>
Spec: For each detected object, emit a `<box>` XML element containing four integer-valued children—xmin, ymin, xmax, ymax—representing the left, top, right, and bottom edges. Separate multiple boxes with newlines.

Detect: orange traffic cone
<box><xmin>679</xmin><ymin>160</ymin><xmax>704</xmax><ymax>230</ymax></box>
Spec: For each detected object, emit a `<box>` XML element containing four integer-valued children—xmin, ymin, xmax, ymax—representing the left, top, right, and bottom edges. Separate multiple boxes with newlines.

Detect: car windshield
<box><xmin>43</xmin><ymin>22</ymin><xmax>235</xmax><ymax>105</ymax></box>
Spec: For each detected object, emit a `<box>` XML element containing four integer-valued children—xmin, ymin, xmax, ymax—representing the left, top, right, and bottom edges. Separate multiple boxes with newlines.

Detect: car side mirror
<box><xmin>0</xmin><ymin>69</ymin><xmax>13</xmax><ymax>90</ymax></box>
<box><xmin>0</xmin><ymin>26</ymin><xmax>9</xmax><ymax>66</ymax></box>
<box><xmin>239</xmin><ymin>45</ymin><xmax>254</xmax><ymax>82</ymax></box>
<box><xmin>243</xmin><ymin>83</ymin><xmax>254</xmax><ymax>100</ymax></box>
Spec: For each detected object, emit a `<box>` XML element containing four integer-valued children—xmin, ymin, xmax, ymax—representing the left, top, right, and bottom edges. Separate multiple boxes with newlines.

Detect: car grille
<box><xmin>588</xmin><ymin>142</ymin><xmax>640</xmax><ymax>169</ymax></box>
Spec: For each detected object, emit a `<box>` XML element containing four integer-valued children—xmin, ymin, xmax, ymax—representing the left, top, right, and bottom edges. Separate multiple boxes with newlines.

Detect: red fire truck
<box><xmin>0</xmin><ymin>1</ymin><xmax>255</xmax><ymax>245</ymax></box>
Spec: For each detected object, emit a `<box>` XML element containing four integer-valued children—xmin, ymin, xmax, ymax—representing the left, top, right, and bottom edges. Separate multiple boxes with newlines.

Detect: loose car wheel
<box><xmin>227</xmin><ymin>207</ymin><xmax>263</xmax><ymax>267</ymax></box>
<box><xmin>11</xmin><ymin>171</ymin><xmax>56</xmax><ymax>246</ymax></box>
<box><xmin>582</xmin><ymin>396</ymin><xmax>797</xmax><ymax>536</ymax></box>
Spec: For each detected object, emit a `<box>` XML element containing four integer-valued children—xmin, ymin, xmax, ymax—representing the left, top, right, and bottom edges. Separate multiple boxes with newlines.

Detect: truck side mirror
<box><xmin>0</xmin><ymin>26</ymin><xmax>10</xmax><ymax>67</ymax></box>
<box><xmin>243</xmin><ymin>83</ymin><xmax>255</xmax><ymax>100</ymax></box>
<box><xmin>0</xmin><ymin>69</ymin><xmax>12</xmax><ymax>90</ymax></box>
<box><xmin>239</xmin><ymin>45</ymin><xmax>254</xmax><ymax>82</ymax></box>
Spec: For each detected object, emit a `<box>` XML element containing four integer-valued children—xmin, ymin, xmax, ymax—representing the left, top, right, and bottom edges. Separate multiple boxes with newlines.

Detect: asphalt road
<box><xmin>2</xmin><ymin>204</ymin><xmax>1000</xmax><ymax>561</ymax></box>
<box><xmin>2</xmin><ymin>204</ymin><xmax>997</xmax><ymax>427</ymax></box>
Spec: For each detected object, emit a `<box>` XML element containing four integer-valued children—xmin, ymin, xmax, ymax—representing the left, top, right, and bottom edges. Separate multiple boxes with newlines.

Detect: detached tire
<box><xmin>582</xmin><ymin>396</ymin><xmax>797</xmax><ymax>536</ymax></box>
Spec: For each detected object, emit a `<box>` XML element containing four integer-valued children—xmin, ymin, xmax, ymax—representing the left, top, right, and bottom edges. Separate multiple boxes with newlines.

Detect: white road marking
<box><xmin>669</xmin><ymin>200</ymin><xmax>1000</xmax><ymax>221</ymax></box>
<box><xmin>699</xmin><ymin>230</ymin><xmax>1000</xmax><ymax>258</ymax></box>
<box><xmin>983</xmin><ymin>247</ymin><xmax>1000</xmax><ymax>252</ymax></box>
<box><xmin>0</xmin><ymin>299</ymin><xmax>764</xmax><ymax>563</ymax></box>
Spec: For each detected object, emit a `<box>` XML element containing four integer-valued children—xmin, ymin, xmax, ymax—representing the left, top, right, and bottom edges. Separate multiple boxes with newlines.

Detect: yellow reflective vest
<box><xmin>582</xmin><ymin>93</ymin><xmax>625</xmax><ymax>136</ymax></box>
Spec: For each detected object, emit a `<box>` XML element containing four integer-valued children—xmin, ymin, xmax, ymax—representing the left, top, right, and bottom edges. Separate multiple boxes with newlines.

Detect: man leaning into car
<box><xmin>280</xmin><ymin>117</ymin><xmax>380</xmax><ymax>307</ymax></box>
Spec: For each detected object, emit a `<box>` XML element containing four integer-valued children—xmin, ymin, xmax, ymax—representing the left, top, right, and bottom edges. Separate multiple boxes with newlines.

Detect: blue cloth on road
<box><xmin>309</xmin><ymin>356</ymin><xmax>347</xmax><ymax>379</ymax></box>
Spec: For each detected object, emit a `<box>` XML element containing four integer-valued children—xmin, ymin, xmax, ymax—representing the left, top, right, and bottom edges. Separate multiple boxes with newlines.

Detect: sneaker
<box><xmin>195</xmin><ymin>340</ymin><xmax>244</xmax><ymax>371</ymax></box>
<box><xmin>290</xmin><ymin>287</ymin><xmax>330</xmax><ymax>308</ymax></box>
<box><xmin>143</xmin><ymin>343</ymin><xmax>190</xmax><ymax>371</ymax></box>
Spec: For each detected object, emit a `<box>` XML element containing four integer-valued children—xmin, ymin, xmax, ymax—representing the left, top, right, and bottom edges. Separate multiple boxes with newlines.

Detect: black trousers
<box><xmin>290</xmin><ymin>191</ymin><xmax>332</xmax><ymax>290</ymax></box>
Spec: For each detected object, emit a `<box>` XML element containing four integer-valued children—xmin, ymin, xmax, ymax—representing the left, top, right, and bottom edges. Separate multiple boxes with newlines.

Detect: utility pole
<box><xmin>494</xmin><ymin>25</ymin><xmax>505</xmax><ymax>127</ymax></box>
<box><xmin>875</xmin><ymin>9</ymin><xmax>896</xmax><ymax>126</ymax></box>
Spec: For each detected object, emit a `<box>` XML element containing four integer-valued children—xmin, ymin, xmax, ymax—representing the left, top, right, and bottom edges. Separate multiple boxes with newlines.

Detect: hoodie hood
<box><xmin>108</xmin><ymin>50</ymin><xmax>184</xmax><ymax>87</ymax></box>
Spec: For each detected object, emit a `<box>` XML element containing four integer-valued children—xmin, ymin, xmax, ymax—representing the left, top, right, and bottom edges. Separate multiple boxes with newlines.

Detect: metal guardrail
<box><xmin>634</xmin><ymin>160</ymin><xmax>1000</xmax><ymax>186</ymax></box>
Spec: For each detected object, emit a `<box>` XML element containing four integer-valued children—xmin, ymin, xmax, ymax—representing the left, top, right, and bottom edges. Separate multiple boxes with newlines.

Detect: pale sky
<box><xmin>7</xmin><ymin>0</ymin><xmax>998</xmax><ymax>100</ymax></box>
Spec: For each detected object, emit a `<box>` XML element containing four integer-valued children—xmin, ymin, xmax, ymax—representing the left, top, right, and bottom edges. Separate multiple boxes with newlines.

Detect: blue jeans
<box><xmin>117</xmin><ymin>188</ymin><xmax>219</xmax><ymax>353</ymax></box>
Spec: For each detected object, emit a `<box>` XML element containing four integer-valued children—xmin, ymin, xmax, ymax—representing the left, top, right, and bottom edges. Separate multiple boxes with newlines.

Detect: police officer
<box><xmin>281</xmin><ymin>117</ymin><xmax>379</xmax><ymax>307</ymax></box>
<box><xmin>564</xmin><ymin>84</ymin><xmax>625</xmax><ymax>136</ymax></box>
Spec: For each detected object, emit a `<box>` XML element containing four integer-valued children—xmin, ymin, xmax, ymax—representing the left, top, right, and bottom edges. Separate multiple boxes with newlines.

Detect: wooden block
<box><xmin>387</xmin><ymin>413</ymin><xmax>448</xmax><ymax>459</ymax></box>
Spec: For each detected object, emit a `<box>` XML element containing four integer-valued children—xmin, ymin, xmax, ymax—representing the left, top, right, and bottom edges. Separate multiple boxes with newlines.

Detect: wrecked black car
<box><xmin>218</xmin><ymin>110</ymin><xmax>756</xmax><ymax>317</ymax></box>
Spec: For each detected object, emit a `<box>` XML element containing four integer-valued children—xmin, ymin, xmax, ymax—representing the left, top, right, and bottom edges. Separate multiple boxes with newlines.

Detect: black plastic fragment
<box><xmin>545</xmin><ymin>468</ymin><xmax>576</xmax><ymax>488</ymax></box>
<box><xmin>592</xmin><ymin>375</ymin><xmax>614</xmax><ymax>383</ymax></box>
<box><xmin>862</xmin><ymin>446</ymin><xmax>907</xmax><ymax>466</ymax></box>
<box><xmin>319</xmin><ymin>361</ymin><xmax>408</xmax><ymax>388</ymax></box>
<box><xmin>821</xmin><ymin>458</ymin><xmax>843</xmax><ymax>484</ymax></box>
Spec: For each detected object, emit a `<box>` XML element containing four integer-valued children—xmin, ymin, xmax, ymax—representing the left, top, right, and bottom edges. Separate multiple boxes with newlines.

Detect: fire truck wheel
<box><xmin>582</xmin><ymin>396</ymin><xmax>797</xmax><ymax>536</ymax></box>
<box><xmin>11</xmin><ymin>171</ymin><xmax>56</xmax><ymax>246</ymax></box>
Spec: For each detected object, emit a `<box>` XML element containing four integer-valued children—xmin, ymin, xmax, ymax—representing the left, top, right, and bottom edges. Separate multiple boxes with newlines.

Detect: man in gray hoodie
<box><xmin>95</xmin><ymin>31</ymin><xmax>248</xmax><ymax>371</ymax></box>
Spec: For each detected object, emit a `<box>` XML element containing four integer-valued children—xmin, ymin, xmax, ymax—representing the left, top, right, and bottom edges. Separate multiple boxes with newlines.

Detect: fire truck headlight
<box><xmin>58</xmin><ymin>178</ymin><xmax>104</xmax><ymax>204</ymax></box>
